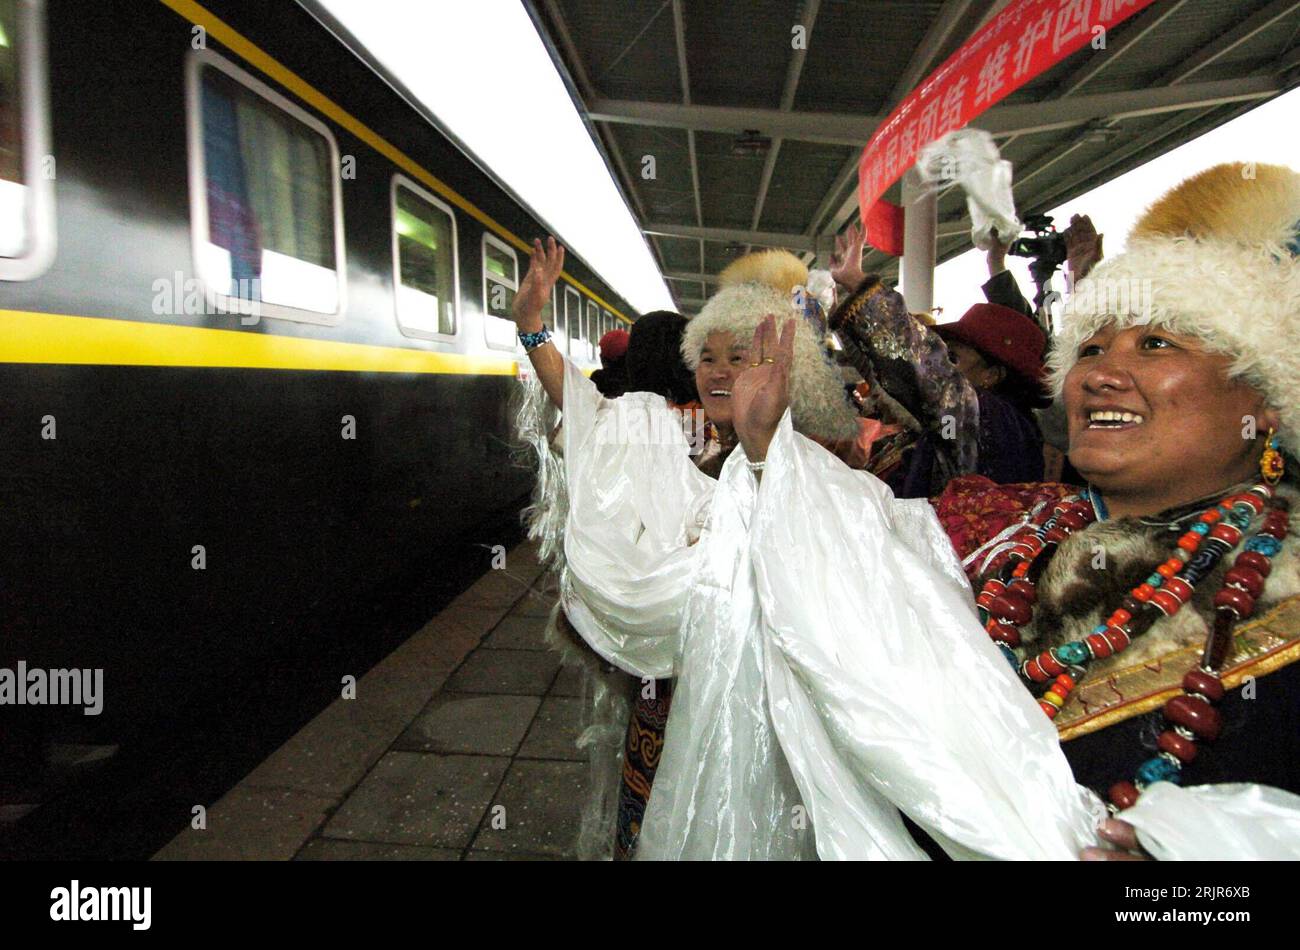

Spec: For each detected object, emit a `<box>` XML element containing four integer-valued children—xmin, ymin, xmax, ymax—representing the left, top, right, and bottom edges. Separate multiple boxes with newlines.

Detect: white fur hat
<box><xmin>682</xmin><ymin>251</ymin><xmax>859</xmax><ymax>440</ymax></box>
<box><xmin>1048</xmin><ymin>162</ymin><xmax>1300</xmax><ymax>455</ymax></box>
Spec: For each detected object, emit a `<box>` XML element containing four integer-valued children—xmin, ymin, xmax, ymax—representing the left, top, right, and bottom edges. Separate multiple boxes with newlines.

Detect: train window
<box><xmin>0</xmin><ymin>0</ymin><xmax>55</xmax><ymax>281</ymax></box>
<box><xmin>391</xmin><ymin>175</ymin><xmax>457</xmax><ymax>339</ymax></box>
<box><xmin>602</xmin><ymin>309</ymin><xmax>613</xmax><ymax>342</ymax></box>
<box><xmin>541</xmin><ymin>287</ymin><xmax>555</xmax><ymax>333</ymax></box>
<box><xmin>548</xmin><ymin>286</ymin><xmax>563</xmax><ymax>340</ymax></box>
<box><xmin>562</xmin><ymin>286</ymin><xmax>581</xmax><ymax>357</ymax></box>
<box><xmin>585</xmin><ymin>301</ymin><xmax>599</xmax><ymax>362</ymax></box>
<box><xmin>482</xmin><ymin>232</ymin><xmax>519</xmax><ymax>350</ymax></box>
<box><xmin>187</xmin><ymin>51</ymin><xmax>346</xmax><ymax>324</ymax></box>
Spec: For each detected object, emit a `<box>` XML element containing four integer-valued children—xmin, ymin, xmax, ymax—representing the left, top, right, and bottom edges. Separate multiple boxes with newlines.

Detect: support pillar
<box><xmin>900</xmin><ymin>167</ymin><xmax>937</xmax><ymax>315</ymax></box>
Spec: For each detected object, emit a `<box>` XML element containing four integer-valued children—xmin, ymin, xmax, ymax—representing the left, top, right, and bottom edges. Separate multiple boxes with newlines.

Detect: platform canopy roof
<box><xmin>529</xmin><ymin>0</ymin><xmax>1300</xmax><ymax>312</ymax></box>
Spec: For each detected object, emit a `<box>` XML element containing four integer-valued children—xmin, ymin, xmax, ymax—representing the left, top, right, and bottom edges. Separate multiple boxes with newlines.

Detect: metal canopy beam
<box><xmin>588</xmin><ymin>98</ymin><xmax>881</xmax><ymax>144</ymax></box>
<box><xmin>973</xmin><ymin>75</ymin><xmax>1279</xmax><ymax>135</ymax></box>
<box><xmin>642</xmin><ymin>222</ymin><xmax>818</xmax><ymax>251</ymax></box>
<box><xmin>804</xmin><ymin>0</ymin><xmax>976</xmax><ymax>271</ymax></box>
<box><xmin>1028</xmin><ymin>104</ymin><xmax>1231</xmax><ymax>212</ymax></box>
<box><xmin>972</xmin><ymin>0</ymin><xmax>1015</xmax><ymax>32</ymax></box>
<box><xmin>589</xmin><ymin>76</ymin><xmax>1278</xmax><ymax>146</ymax></box>
<box><xmin>664</xmin><ymin>271</ymin><xmax>721</xmax><ymax>284</ymax></box>
<box><xmin>646</xmin><ymin>221</ymin><xmax>967</xmax><ymax>250</ymax></box>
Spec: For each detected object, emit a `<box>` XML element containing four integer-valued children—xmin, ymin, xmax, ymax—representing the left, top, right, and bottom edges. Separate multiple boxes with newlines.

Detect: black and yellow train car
<box><xmin>0</xmin><ymin>0</ymin><xmax>631</xmax><ymax>810</ymax></box>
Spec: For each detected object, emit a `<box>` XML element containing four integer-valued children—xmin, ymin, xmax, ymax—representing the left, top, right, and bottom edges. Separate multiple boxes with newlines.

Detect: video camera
<box><xmin>1009</xmin><ymin>213</ymin><xmax>1067</xmax><ymax>269</ymax></box>
<box><xmin>1008</xmin><ymin>213</ymin><xmax>1068</xmax><ymax>330</ymax></box>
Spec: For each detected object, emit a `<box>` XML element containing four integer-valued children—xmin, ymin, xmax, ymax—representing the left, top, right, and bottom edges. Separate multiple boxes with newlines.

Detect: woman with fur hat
<box><xmin>506</xmin><ymin>241</ymin><xmax>894</xmax><ymax>857</ymax></box>
<box><xmin>511</xmin><ymin>244</ymin><xmax>870</xmax><ymax>859</ymax></box>
<box><xmin>681</xmin><ymin>249</ymin><xmax>868</xmax><ymax>473</ymax></box>
<box><xmin>608</xmin><ymin>275</ymin><xmax>864</xmax><ymax>857</ymax></box>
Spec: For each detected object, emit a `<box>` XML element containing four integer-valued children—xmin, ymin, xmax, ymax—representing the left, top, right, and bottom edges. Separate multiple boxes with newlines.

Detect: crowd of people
<box><xmin>511</xmin><ymin>162</ymin><xmax>1300</xmax><ymax>861</ymax></box>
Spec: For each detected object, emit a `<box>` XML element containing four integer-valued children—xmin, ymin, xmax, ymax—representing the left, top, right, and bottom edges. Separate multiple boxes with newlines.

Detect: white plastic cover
<box><xmin>1124</xmin><ymin>782</ymin><xmax>1300</xmax><ymax>860</ymax></box>
<box><xmin>555</xmin><ymin>359</ymin><xmax>1300</xmax><ymax>859</ymax></box>
<box><xmin>916</xmin><ymin>128</ymin><xmax>1021</xmax><ymax>250</ymax></box>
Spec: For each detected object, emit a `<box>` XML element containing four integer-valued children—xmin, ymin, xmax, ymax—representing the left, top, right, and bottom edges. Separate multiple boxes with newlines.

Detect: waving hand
<box><xmin>512</xmin><ymin>237</ymin><xmax>566</xmax><ymax>332</ymax></box>
<box><xmin>732</xmin><ymin>314</ymin><xmax>796</xmax><ymax>464</ymax></box>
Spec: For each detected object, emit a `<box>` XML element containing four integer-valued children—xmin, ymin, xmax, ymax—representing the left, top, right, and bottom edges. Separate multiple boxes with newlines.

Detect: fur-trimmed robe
<box><xmin>956</xmin><ymin>479</ymin><xmax>1300</xmax><ymax>798</ymax></box>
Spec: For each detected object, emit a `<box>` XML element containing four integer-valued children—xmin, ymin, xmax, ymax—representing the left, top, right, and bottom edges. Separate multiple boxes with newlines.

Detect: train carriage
<box><xmin>0</xmin><ymin>0</ymin><xmax>630</xmax><ymax>790</ymax></box>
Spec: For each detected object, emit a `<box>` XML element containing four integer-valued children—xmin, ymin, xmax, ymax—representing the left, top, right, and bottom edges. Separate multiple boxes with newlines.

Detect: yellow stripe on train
<box><xmin>0</xmin><ymin>309</ymin><xmax>520</xmax><ymax>375</ymax></box>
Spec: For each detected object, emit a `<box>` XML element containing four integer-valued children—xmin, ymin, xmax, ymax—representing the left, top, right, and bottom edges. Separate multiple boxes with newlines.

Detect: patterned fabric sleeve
<box><xmin>829</xmin><ymin>278</ymin><xmax>979</xmax><ymax>477</ymax></box>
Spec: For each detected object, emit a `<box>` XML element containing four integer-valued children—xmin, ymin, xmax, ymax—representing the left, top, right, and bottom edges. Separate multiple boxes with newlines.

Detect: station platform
<box><xmin>153</xmin><ymin>541</ymin><xmax>592</xmax><ymax>861</ymax></box>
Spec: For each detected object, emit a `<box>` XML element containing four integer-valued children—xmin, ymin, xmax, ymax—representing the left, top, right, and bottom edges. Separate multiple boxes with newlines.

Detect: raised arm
<box><xmin>511</xmin><ymin>237</ymin><xmax>567</xmax><ymax>409</ymax></box>
<box><xmin>983</xmin><ymin>231</ymin><xmax>1034</xmax><ymax>318</ymax></box>
<box><xmin>828</xmin><ymin>278</ymin><xmax>979</xmax><ymax>477</ymax></box>
<box><xmin>829</xmin><ymin>222</ymin><xmax>868</xmax><ymax>299</ymax></box>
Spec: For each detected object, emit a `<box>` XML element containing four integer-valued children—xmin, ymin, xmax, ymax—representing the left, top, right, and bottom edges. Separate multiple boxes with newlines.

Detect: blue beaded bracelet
<box><xmin>518</xmin><ymin>327</ymin><xmax>552</xmax><ymax>351</ymax></box>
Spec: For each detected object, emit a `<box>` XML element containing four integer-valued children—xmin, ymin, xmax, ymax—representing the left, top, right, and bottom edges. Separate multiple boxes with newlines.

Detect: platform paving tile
<box><xmin>455</xmin><ymin>568</ymin><xmax>540</xmax><ymax>610</ymax></box>
<box><xmin>507</xmin><ymin>588</ymin><xmax>557</xmax><ymax>620</ymax></box>
<box><xmin>235</xmin><ymin>701</ymin><xmax>415</xmax><ymax>803</ymax></box>
<box><xmin>394</xmin><ymin>692</ymin><xmax>541</xmax><ymax>756</ymax></box>
<box><xmin>517</xmin><ymin>696</ymin><xmax>586</xmax><ymax>761</ymax></box>
<box><xmin>483</xmin><ymin>612</ymin><xmax>551</xmax><ymax>650</ymax></box>
<box><xmin>320</xmin><ymin>751</ymin><xmax>509</xmax><ymax>849</ymax></box>
<box><xmin>549</xmin><ymin>663</ymin><xmax>585</xmax><ymax>697</ymax></box>
<box><xmin>295</xmin><ymin>839</ymin><xmax>459</xmax><ymax>861</ymax></box>
<box><xmin>153</xmin><ymin>786</ymin><xmax>335</xmax><ymax>861</ymax></box>
<box><xmin>469</xmin><ymin>759</ymin><xmax>588</xmax><ymax>857</ymax></box>
<box><xmin>444</xmin><ymin>648</ymin><xmax>560</xmax><ymax>696</ymax></box>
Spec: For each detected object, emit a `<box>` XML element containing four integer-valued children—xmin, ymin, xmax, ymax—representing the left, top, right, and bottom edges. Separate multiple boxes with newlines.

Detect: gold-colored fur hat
<box><xmin>717</xmin><ymin>248</ymin><xmax>810</xmax><ymax>294</ymax></box>
<box><xmin>1049</xmin><ymin>162</ymin><xmax>1300</xmax><ymax>455</ymax></box>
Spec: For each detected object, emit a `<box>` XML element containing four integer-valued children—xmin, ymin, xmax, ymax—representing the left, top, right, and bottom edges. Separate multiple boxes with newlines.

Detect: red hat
<box><xmin>599</xmin><ymin>328</ymin><xmax>629</xmax><ymax>362</ymax></box>
<box><xmin>935</xmin><ymin>303</ymin><xmax>1046</xmax><ymax>385</ymax></box>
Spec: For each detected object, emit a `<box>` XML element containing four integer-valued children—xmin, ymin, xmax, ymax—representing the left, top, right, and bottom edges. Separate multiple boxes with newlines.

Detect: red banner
<box><xmin>859</xmin><ymin>0</ymin><xmax>1158</xmax><ymax>254</ymax></box>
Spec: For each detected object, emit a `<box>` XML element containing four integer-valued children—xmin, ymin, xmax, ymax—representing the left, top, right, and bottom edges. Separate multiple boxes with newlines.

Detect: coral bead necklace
<box><xmin>975</xmin><ymin>484</ymin><xmax>1290</xmax><ymax>811</ymax></box>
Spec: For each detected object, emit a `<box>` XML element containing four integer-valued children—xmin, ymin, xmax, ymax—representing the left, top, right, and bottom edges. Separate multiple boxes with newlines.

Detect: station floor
<box><xmin>153</xmin><ymin>540</ymin><xmax>593</xmax><ymax>861</ymax></box>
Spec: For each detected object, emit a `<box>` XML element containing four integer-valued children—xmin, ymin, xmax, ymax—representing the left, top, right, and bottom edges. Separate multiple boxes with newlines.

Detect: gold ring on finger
<box><xmin>762</xmin><ymin>357</ymin><xmax>775</xmax><ymax>364</ymax></box>
<box><xmin>749</xmin><ymin>361</ymin><xmax>761</xmax><ymax>367</ymax></box>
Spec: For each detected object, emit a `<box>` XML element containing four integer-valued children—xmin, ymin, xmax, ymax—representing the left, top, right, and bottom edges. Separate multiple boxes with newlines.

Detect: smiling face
<box><xmin>1062</xmin><ymin>323</ymin><xmax>1278</xmax><ymax>515</ymax></box>
<box><xmin>695</xmin><ymin>330</ymin><xmax>749</xmax><ymax>429</ymax></box>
